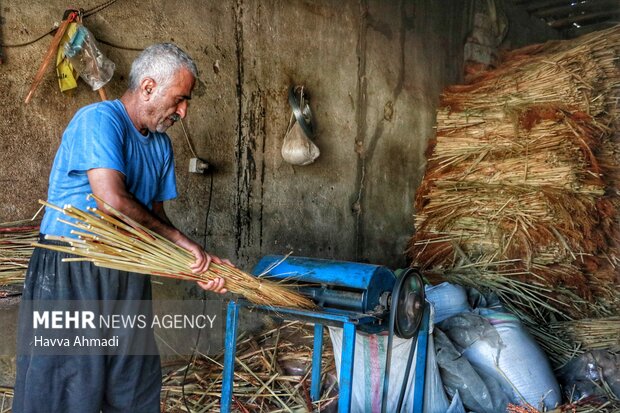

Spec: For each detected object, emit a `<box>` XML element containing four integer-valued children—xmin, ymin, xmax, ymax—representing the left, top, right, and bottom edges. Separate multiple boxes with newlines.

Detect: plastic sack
<box><xmin>425</xmin><ymin>282</ymin><xmax>471</xmax><ymax>323</ymax></box>
<box><xmin>434</xmin><ymin>327</ymin><xmax>506</xmax><ymax>413</ymax></box>
<box><xmin>328</xmin><ymin>327</ymin><xmax>415</xmax><ymax>412</ymax></box>
<box><xmin>281</xmin><ymin>121</ymin><xmax>320</xmax><ymax>166</ymax></box>
<box><xmin>441</xmin><ymin>311</ymin><xmax>561</xmax><ymax>410</ymax></box>
<box><xmin>446</xmin><ymin>391</ymin><xmax>467</xmax><ymax>413</ymax></box>
<box><xmin>558</xmin><ymin>350</ymin><xmax>620</xmax><ymax>400</ymax></box>
<box><xmin>423</xmin><ymin>333</ymin><xmax>451</xmax><ymax>413</ymax></box>
<box><xmin>64</xmin><ymin>25</ymin><xmax>115</xmax><ymax>91</ymax></box>
<box><xmin>467</xmin><ymin>287</ymin><xmax>503</xmax><ymax>311</ymax></box>
<box><xmin>328</xmin><ymin>326</ymin><xmax>449</xmax><ymax>413</ymax></box>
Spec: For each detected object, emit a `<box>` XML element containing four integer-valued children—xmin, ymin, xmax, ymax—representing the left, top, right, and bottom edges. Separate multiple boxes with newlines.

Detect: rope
<box><xmin>82</xmin><ymin>0</ymin><xmax>118</xmax><ymax>18</ymax></box>
<box><xmin>1</xmin><ymin>28</ymin><xmax>56</xmax><ymax>48</ymax></box>
<box><xmin>0</xmin><ymin>0</ymin><xmax>119</xmax><ymax>48</ymax></box>
<box><xmin>96</xmin><ymin>38</ymin><xmax>143</xmax><ymax>52</ymax></box>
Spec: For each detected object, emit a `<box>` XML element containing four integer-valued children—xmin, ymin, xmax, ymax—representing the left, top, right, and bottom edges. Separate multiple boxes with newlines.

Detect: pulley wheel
<box><xmin>393</xmin><ymin>268</ymin><xmax>425</xmax><ymax>339</ymax></box>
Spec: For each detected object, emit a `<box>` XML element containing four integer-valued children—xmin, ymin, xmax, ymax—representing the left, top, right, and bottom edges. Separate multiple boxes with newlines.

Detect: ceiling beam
<box><xmin>533</xmin><ymin>0</ymin><xmax>619</xmax><ymax>18</ymax></box>
<box><xmin>561</xmin><ymin>19</ymin><xmax>618</xmax><ymax>36</ymax></box>
<box><xmin>524</xmin><ymin>0</ymin><xmax>579</xmax><ymax>12</ymax></box>
<box><xmin>548</xmin><ymin>9</ymin><xmax>620</xmax><ymax>28</ymax></box>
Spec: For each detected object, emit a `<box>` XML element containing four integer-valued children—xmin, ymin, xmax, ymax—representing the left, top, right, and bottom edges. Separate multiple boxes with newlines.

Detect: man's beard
<box><xmin>155</xmin><ymin>113</ymin><xmax>180</xmax><ymax>133</ymax></box>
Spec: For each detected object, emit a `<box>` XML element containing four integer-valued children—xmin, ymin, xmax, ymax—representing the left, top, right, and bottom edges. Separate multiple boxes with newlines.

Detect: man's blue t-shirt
<box><xmin>41</xmin><ymin>99</ymin><xmax>178</xmax><ymax>237</ymax></box>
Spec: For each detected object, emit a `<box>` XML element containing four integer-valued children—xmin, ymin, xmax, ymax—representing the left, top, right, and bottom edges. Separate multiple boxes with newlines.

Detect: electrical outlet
<box><xmin>189</xmin><ymin>158</ymin><xmax>209</xmax><ymax>174</ymax></box>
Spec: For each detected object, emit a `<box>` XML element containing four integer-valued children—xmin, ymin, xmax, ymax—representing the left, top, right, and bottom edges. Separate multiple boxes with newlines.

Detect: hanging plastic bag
<box><xmin>64</xmin><ymin>24</ymin><xmax>115</xmax><ymax>91</ymax></box>
<box><xmin>281</xmin><ymin>86</ymin><xmax>320</xmax><ymax>165</ymax></box>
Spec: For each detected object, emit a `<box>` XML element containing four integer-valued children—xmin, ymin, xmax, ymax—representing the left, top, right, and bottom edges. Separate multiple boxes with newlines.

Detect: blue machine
<box><xmin>221</xmin><ymin>255</ymin><xmax>429</xmax><ymax>413</ymax></box>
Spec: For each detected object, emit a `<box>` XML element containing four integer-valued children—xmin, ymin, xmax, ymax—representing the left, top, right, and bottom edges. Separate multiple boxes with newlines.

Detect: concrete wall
<box><xmin>0</xmin><ymin>0</ymin><xmax>564</xmax><ymax>396</ymax></box>
<box><xmin>0</xmin><ymin>0</ymin><xmax>560</xmax><ymax>274</ymax></box>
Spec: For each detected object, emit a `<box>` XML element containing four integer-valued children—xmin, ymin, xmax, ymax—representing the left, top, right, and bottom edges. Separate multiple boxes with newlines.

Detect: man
<box><xmin>14</xmin><ymin>43</ymin><xmax>227</xmax><ymax>412</ymax></box>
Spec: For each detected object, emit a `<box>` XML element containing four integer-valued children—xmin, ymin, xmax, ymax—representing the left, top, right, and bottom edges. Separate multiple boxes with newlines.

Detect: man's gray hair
<box><xmin>128</xmin><ymin>43</ymin><xmax>198</xmax><ymax>91</ymax></box>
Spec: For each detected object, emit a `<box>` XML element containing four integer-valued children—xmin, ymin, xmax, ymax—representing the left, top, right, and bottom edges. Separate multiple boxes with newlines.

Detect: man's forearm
<box><xmin>87</xmin><ymin>168</ymin><xmax>183</xmax><ymax>244</ymax></box>
<box><xmin>102</xmin><ymin>193</ymin><xmax>183</xmax><ymax>243</ymax></box>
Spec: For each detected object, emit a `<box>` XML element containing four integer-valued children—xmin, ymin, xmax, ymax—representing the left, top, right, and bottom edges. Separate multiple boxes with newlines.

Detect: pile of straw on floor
<box><xmin>508</xmin><ymin>397</ymin><xmax>620</xmax><ymax>413</ymax></box>
<box><xmin>408</xmin><ymin>25</ymin><xmax>619</xmax><ymax>372</ymax></box>
<box><xmin>0</xmin><ymin>218</ymin><xmax>39</xmax><ymax>288</ymax></box>
<box><xmin>160</xmin><ymin>321</ymin><xmax>337</xmax><ymax>412</ymax></box>
<box><xmin>0</xmin><ymin>386</ymin><xmax>13</xmax><ymax>413</ymax></box>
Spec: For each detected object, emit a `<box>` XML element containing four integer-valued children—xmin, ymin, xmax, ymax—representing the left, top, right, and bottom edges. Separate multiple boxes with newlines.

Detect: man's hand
<box><xmin>197</xmin><ymin>278</ymin><xmax>227</xmax><ymax>293</ymax></box>
<box><xmin>174</xmin><ymin>235</ymin><xmax>211</xmax><ymax>274</ymax></box>
<box><xmin>174</xmin><ymin>235</ymin><xmax>231</xmax><ymax>294</ymax></box>
<box><xmin>197</xmin><ymin>254</ymin><xmax>233</xmax><ymax>293</ymax></box>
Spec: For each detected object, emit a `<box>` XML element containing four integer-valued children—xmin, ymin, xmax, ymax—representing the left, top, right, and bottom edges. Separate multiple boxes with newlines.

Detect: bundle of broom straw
<box><xmin>408</xmin><ymin>25</ymin><xmax>620</xmax><ymax>367</ymax></box>
<box><xmin>33</xmin><ymin>195</ymin><xmax>315</xmax><ymax>310</ymax></box>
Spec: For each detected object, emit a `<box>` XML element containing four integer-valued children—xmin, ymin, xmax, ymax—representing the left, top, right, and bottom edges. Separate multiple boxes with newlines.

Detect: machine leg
<box><xmin>311</xmin><ymin>323</ymin><xmax>324</xmax><ymax>402</ymax></box>
<box><xmin>221</xmin><ymin>300</ymin><xmax>240</xmax><ymax>413</ymax></box>
<box><xmin>339</xmin><ymin>322</ymin><xmax>356</xmax><ymax>413</ymax></box>
<box><xmin>412</xmin><ymin>304</ymin><xmax>430</xmax><ymax>413</ymax></box>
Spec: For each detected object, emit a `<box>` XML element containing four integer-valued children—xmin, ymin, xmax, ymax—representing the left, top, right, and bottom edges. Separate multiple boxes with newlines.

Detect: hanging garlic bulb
<box><xmin>282</xmin><ymin>86</ymin><xmax>320</xmax><ymax>166</ymax></box>
<box><xmin>281</xmin><ymin>120</ymin><xmax>320</xmax><ymax>166</ymax></box>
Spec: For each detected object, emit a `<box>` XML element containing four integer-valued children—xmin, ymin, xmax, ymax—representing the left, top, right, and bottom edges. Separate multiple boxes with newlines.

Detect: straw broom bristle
<box><xmin>34</xmin><ymin>195</ymin><xmax>315</xmax><ymax>310</ymax></box>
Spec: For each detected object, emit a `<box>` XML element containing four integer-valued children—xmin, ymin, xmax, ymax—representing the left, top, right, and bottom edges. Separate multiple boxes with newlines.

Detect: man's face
<box><xmin>146</xmin><ymin>68</ymin><xmax>195</xmax><ymax>133</ymax></box>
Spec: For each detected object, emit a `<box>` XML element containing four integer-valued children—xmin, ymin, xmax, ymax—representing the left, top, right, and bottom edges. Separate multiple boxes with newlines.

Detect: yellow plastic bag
<box><xmin>55</xmin><ymin>22</ymin><xmax>78</xmax><ymax>92</ymax></box>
